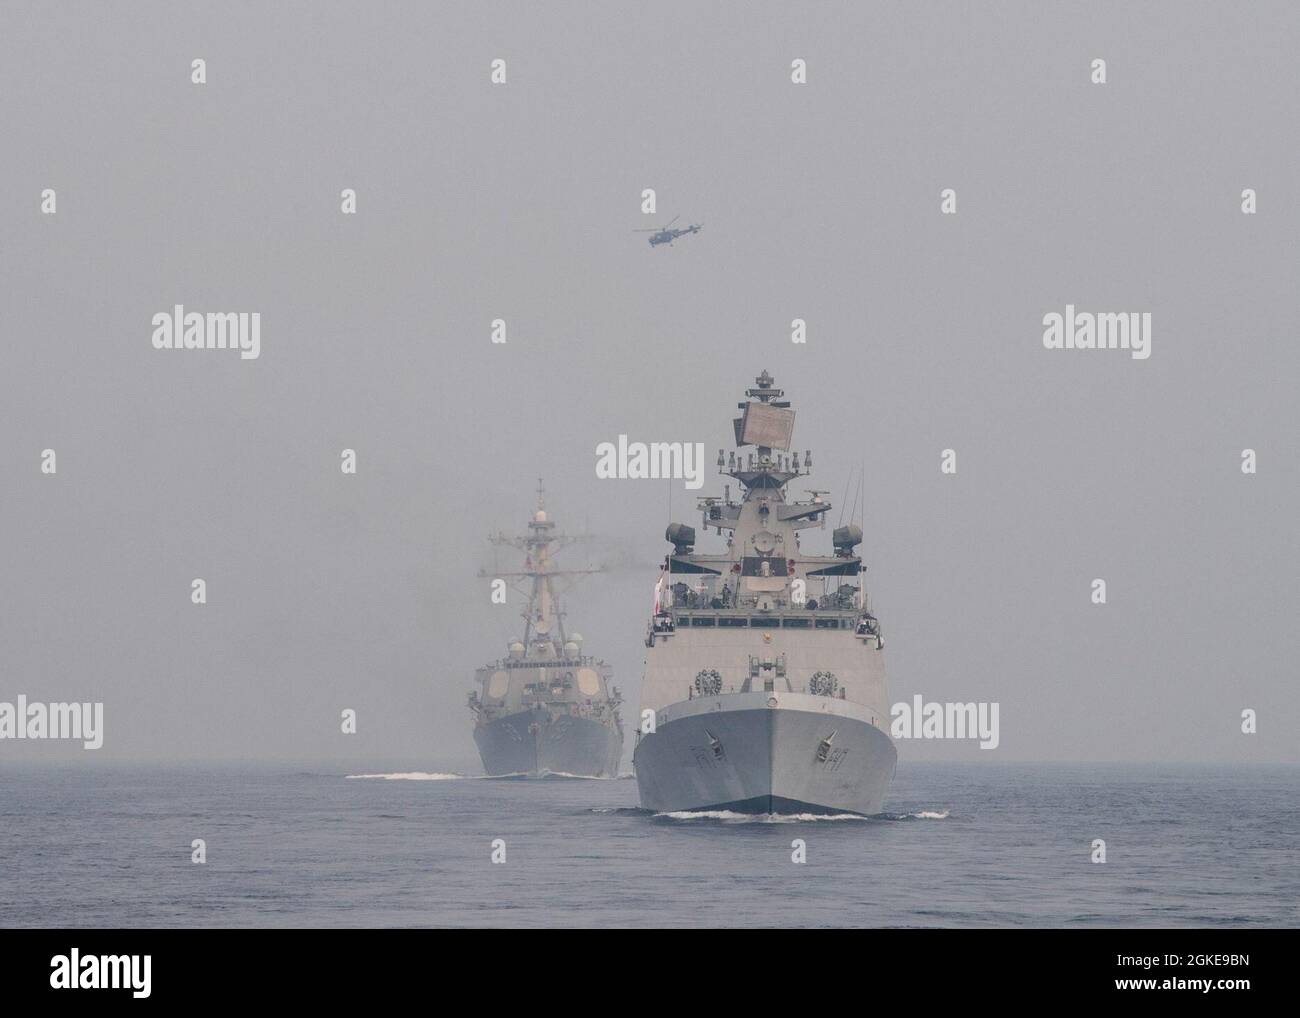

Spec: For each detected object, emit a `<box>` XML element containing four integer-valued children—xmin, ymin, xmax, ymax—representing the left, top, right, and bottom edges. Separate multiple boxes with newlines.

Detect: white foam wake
<box><xmin>345</xmin><ymin>771</ymin><xmax>473</xmax><ymax>781</ymax></box>
<box><xmin>345</xmin><ymin>770</ymin><xmax>617</xmax><ymax>781</ymax></box>
<box><xmin>656</xmin><ymin>809</ymin><xmax>872</xmax><ymax>823</ymax></box>
<box><xmin>655</xmin><ymin>808</ymin><xmax>951</xmax><ymax>822</ymax></box>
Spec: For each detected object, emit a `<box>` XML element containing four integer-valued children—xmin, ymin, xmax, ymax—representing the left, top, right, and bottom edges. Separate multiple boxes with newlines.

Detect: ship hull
<box><xmin>633</xmin><ymin>692</ymin><xmax>896</xmax><ymax>815</ymax></box>
<box><xmin>474</xmin><ymin>707</ymin><xmax>623</xmax><ymax>779</ymax></box>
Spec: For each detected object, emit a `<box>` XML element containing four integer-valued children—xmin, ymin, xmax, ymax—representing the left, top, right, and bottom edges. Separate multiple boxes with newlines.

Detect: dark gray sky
<box><xmin>3</xmin><ymin>2</ymin><xmax>1297</xmax><ymax>765</ymax></box>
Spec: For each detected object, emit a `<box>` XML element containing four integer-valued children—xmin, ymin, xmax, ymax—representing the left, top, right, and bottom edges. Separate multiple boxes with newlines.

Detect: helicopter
<box><xmin>634</xmin><ymin>215</ymin><xmax>703</xmax><ymax>247</ymax></box>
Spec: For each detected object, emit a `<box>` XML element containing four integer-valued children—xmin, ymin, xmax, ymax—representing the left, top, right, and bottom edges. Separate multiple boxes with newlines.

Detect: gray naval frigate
<box><xmin>467</xmin><ymin>485</ymin><xmax>624</xmax><ymax>778</ymax></box>
<box><xmin>634</xmin><ymin>371</ymin><xmax>896</xmax><ymax>815</ymax></box>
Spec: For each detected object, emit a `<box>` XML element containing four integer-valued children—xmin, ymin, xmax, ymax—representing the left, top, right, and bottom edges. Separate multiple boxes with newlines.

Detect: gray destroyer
<box><xmin>634</xmin><ymin>372</ymin><xmax>896</xmax><ymax>814</ymax></box>
<box><xmin>468</xmin><ymin>485</ymin><xmax>624</xmax><ymax>778</ymax></box>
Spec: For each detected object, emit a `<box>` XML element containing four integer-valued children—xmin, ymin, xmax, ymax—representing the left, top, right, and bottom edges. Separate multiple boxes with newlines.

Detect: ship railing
<box><xmin>503</xmin><ymin>655</ymin><xmax>597</xmax><ymax>669</ymax></box>
<box><xmin>668</xmin><ymin>607</ymin><xmax>861</xmax><ymax>631</ymax></box>
<box><xmin>686</xmin><ymin>680</ymin><xmax>854</xmax><ymax>702</ymax></box>
<box><xmin>668</xmin><ymin>585</ymin><xmax>861</xmax><ymax>613</ymax></box>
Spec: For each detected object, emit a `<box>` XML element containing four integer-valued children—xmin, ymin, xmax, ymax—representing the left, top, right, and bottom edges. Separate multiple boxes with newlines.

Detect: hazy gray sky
<box><xmin>3</xmin><ymin>2</ymin><xmax>1297</xmax><ymax>766</ymax></box>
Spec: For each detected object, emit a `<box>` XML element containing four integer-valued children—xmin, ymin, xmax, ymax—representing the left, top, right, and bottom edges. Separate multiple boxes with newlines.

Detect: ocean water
<box><xmin>1</xmin><ymin>763</ymin><xmax>1296</xmax><ymax>928</ymax></box>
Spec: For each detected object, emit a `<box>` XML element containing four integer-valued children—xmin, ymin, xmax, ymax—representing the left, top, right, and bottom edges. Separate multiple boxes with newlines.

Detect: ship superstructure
<box><xmin>633</xmin><ymin>372</ymin><xmax>896</xmax><ymax>814</ymax></box>
<box><xmin>468</xmin><ymin>483</ymin><xmax>624</xmax><ymax>778</ymax></box>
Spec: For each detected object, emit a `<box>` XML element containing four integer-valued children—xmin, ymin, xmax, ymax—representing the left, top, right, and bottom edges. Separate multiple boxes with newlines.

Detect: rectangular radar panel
<box><xmin>737</xmin><ymin>403</ymin><xmax>796</xmax><ymax>450</ymax></box>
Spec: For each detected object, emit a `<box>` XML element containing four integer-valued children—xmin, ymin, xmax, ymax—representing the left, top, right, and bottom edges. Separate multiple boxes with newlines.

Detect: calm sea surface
<box><xmin>1</xmin><ymin>763</ymin><xmax>1296</xmax><ymax>928</ymax></box>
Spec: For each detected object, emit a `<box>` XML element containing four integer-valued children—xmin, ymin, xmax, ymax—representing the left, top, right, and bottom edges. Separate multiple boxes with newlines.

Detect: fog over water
<box><xmin>3</xmin><ymin>2</ymin><xmax>1297</xmax><ymax>766</ymax></box>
